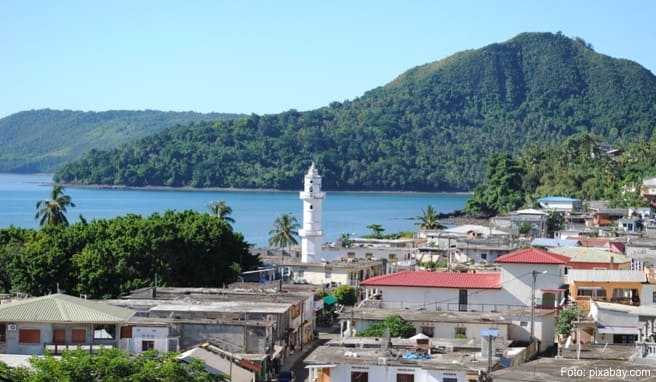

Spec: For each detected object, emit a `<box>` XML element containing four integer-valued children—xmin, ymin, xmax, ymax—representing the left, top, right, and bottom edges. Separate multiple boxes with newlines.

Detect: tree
<box><xmin>358</xmin><ymin>315</ymin><xmax>416</xmax><ymax>338</ymax></box>
<box><xmin>339</xmin><ymin>233</ymin><xmax>353</xmax><ymax>248</ymax></box>
<box><xmin>416</xmin><ymin>205</ymin><xmax>444</xmax><ymax>230</ymax></box>
<box><xmin>545</xmin><ymin>210</ymin><xmax>565</xmax><ymax>238</ymax></box>
<box><xmin>366</xmin><ymin>224</ymin><xmax>385</xmax><ymax>239</ymax></box>
<box><xmin>464</xmin><ymin>154</ymin><xmax>525</xmax><ymax>216</ymax></box>
<box><xmin>35</xmin><ymin>183</ymin><xmax>76</xmax><ymax>226</ymax></box>
<box><xmin>333</xmin><ymin>285</ymin><xmax>356</xmax><ymax>306</ymax></box>
<box><xmin>208</xmin><ymin>200</ymin><xmax>235</xmax><ymax>224</ymax></box>
<box><xmin>556</xmin><ymin>306</ymin><xmax>579</xmax><ymax>336</ymax></box>
<box><xmin>2</xmin><ymin>211</ymin><xmax>257</xmax><ymax>298</ymax></box>
<box><xmin>518</xmin><ymin>222</ymin><xmax>533</xmax><ymax>237</ymax></box>
<box><xmin>10</xmin><ymin>349</ymin><xmax>221</xmax><ymax>381</ymax></box>
<box><xmin>268</xmin><ymin>213</ymin><xmax>300</xmax><ymax>252</ymax></box>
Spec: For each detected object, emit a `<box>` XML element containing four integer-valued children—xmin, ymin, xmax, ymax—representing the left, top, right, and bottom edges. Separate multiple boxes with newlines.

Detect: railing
<box><xmin>119</xmin><ymin>337</ymin><xmax>180</xmax><ymax>354</ymax></box>
<box><xmin>43</xmin><ymin>342</ymin><xmax>117</xmax><ymax>355</ymax></box>
<box><xmin>368</xmin><ymin>300</ymin><xmax>551</xmax><ymax>313</ymax></box>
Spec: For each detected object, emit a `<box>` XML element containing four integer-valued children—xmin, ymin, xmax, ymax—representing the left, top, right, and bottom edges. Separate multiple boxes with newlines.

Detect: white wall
<box><xmin>315</xmin><ymin>364</ymin><xmax>468</xmax><ymax>382</ymax></box>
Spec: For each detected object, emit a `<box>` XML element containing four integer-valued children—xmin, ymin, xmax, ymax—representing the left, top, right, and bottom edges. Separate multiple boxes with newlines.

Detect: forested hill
<box><xmin>56</xmin><ymin>32</ymin><xmax>656</xmax><ymax>191</ymax></box>
<box><xmin>0</xmin><ymin>109</ymin><xmax>243</xmax><ymax>172</ymax></box>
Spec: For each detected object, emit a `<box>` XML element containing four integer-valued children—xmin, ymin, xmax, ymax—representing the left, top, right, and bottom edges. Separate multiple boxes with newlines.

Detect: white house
<box><xmin>537</xmin><ymin>196</ymin><xmax>582</xmax><ymax>212</ymax></box>
<box><xmin>361</xmin><ymin>248</ymin><xmax>568</xmax><ymax>311</ymax></box>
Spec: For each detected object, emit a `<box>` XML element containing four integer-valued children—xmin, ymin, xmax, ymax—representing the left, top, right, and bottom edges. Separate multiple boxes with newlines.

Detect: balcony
<box><xmin>44</xmin><ymin>342</ymin><xmax>117</xmax><ymax>355</ymax></box>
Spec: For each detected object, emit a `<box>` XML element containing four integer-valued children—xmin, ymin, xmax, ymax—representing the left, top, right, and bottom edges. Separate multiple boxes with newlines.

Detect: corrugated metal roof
<box><xmin>0</xmin><ymin>294</ymin><xmax>134</xmax><ymax>323</ymax></box>
<box><xmin>549</xmin><ymin>247</ymin><xmax>630</xmax><ymax>264</ymax></box>
<box><xmin>361</xmin><ymin>271</ymin><xmax>502</xmax><ymax>289</ymax></box>
<box><xmin>496</xmin><ymin>247</ymin><xmax>569</xmax><ymax>265</ymax></box>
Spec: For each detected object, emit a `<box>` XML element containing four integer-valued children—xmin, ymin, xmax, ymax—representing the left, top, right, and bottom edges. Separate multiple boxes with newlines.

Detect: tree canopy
<box><xmin>0</xmin><ymin>349</ymin><xmax>220</xmax><ymax>382</ymax></box>
<box><xmin>0</xmin><ymin>109</ymin><xmax>243</xmax><ymax>173</ymax></box>
<box><xmin>55</xmin><ymin>33</ymin><xmax>656</xmax><ymax>192</ymax></box>
<box><xmin>465</xmin><ymin>133</ymin><xmax>656</xmax><ymax>216</ymax></box>
<box><xmin>0</xmin><ymin>210</ymin><xmax>258</xmax><ymax>298</ymax></box>
<box><xmin>358</xmin><ymin>315</ymin><xmax>416</xmax><ymax>338</ymax></box>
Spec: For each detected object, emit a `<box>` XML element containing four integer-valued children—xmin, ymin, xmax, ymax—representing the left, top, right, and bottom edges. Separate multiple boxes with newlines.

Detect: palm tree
<box><xmin>366</xmin><ymin>224</ymin><xmax>385</xmax><ymax>239</ymax></box>
<box><xmin>35</xmin><ymin>183</ymin><xmax>76</xmax><ymax>227</ymax></box>
<box><xmin>208</xmin><ymin>200</ymin><xmax>235</xmax><ymax>224</ymax></box>
<box><xmin>269</xmin><ymin>213</ymin><xmax>300</xmax><ymax>289</ymax></box>
<box><xmin>416</xmin><ymin>205</ymin><xmax>444</xmax><ymax>230</ymax></box>
<box><xmin>339</xmin><ymin>233</ymin><xmax>353</xmax><ymax>248</ymax></box>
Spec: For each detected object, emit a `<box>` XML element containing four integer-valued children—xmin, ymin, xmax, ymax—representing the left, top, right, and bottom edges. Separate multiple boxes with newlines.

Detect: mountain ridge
<box><xmin>49</xmin><ymin>32</ymin><xmax>656</xmax><ymax>190</ymax></box>
<box><xmin>0</xmin><ymin>109</ymin><xmax>244</xmax><ymax>172</ymax></box>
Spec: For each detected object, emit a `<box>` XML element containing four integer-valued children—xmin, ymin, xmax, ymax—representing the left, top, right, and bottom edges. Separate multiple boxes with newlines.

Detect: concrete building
<box><xmin>538</xmin><ymin>196</ymin><xmax>583</xmax><ymax>212</ymax></box>
<box><xmin>178</xmin><ymin>343</ymin><xmax>257</xmax><ymax>382</ymax></box>
<box><xmin>0</xmin><ymin>294</ymin><xmax>134</xmax><ymax>355</ymax></box>
<box><xmin>339</xmin><ymin>307</ymin><xmax>556</xmax><ymax>349</ymax></box>
<box><xmin>510</xmin><ymin>209</ymin><xmax>548</xmax><ymax>237</ymax></box>
<box><xmin>567</xmin><ymin>269</ymin><xmax>653</xmax><ymax>312</ymax></box>
<box><xmin>362</xmin><ymin>248</ymin><xmax>568</xmax><ymax>312</ymax></box>
<box><xmin>304</xmin><ymin>337</ymin><xmax>492</xmax><ymax>382</ymax></box>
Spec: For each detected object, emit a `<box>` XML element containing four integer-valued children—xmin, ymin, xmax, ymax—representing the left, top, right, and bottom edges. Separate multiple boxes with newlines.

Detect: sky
<box><xmin>1</xmin><ymin>1</ymin><xmax>655</xmax><ymax>118</ymax></box>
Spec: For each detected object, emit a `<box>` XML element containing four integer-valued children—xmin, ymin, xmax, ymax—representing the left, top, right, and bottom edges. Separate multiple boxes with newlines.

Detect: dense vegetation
<box><xmin>56</xmin><ymin>33</ymin><xmax>656</xmax><ymax>191</ymax></box>
<box><xmin>0</xmin><ymin>109</ymin><xmax>243</xmax><ymax>173</ymax></box>
<box><xmin>0</xmin><ymin>210</ymin><xmax>259</xmax><ymax>298</ymax></box>
<box><xmin>465</xmin><ymin>133</ymin><xmax>656</xmax><ymax>216</ymax></box>
<box><xmin>0</xmin><ymin>349</ymin><xmax>220</xmax><ymax>382</ymax></box>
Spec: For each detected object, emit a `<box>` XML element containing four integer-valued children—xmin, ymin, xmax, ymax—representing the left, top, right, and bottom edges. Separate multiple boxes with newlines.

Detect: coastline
<box><xmin>60</xmin><ymin>182</ymin><xmax>473</xmax><ymax>196</ymax></box>
<box><xmin>0</xmin><ymin>173</ymin><xmax>472</xmax><ymax>195</ymax></box>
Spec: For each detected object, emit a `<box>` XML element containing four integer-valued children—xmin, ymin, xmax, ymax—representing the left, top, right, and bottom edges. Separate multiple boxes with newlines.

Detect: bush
<box><xmin>333</xmin><ymin>285</ymin><xmax>356</xmax><ymax>306</ymax></box>
<box><xmin>358</xmin><ymin>315</ymin><xmax>416</xmax><ymax>338</ymax></box>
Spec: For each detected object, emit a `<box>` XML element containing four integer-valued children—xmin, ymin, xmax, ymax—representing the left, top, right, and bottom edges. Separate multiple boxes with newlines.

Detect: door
<box><xmin>542</xmin><ymin>293</ymin><xmax>556</xmax><ymax>308</ymax></box>
<box><xmin>459</xmin><ymin>289</ymin><xmax>468</xmax><ymax>311</ymax></box>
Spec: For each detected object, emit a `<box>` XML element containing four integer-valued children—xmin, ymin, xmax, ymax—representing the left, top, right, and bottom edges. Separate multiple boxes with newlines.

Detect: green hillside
<box><xmin>0</xmin><ymin>109</ymin><xmax>243</xmax><ymax>172</ymax></box>
<box><xmin>56</xmin><ymin>33</ymin><xmax>656</xmax><ymax>190</ymax></box>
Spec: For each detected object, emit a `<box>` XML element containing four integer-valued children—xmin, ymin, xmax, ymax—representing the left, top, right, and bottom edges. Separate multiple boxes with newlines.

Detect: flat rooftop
<box><xmin>123</xmin><ymin>287</ymin><xmax>312</xmax><ymax>304</ymax></box>
<box><xmin>304</xmin><ymin>345</ymin><xmax>485</xmax><ymax>372</ymax></box>
<box><xmin>492</xmin><ymin>357</ymin><xmax>656</xmax><ymax>381</ymax></box>
<box><xmin>262</xmin><ymin>255</ymin><xmax>385</xmax><ymax>269</ymax></box>
<box><xmin>149</xmin><ymin>301</ymin><xmax>292</xmax><ymax>314</ymax></box>
<box><xmin>340</xmin><ymin>308</ymin><xmax>513</xmax><ymax>324</ymax></box>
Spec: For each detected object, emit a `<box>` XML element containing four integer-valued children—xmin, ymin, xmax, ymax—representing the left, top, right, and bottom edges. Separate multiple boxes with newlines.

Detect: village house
<box><xmin>538</xmin><ymin>196</ymin><xmax>583</xmax><ymax>213</ymax></box>
<box><xmin>338</xmin><ymin>307</ymin><xmax>556</xmax><ymax>350</ymax></box>
<box><xmin>0</xmin><ymin>294</ymin><xmax>134</xmax><ymax>355</ymax></box>
<box><xmin>361</xmin><ymin>248</ymin><xmax>568</xmax><ymax>312</ymax></box>
<box><xmin>567</xmin><ymin>269</ymin><xmax>654</xmax><ymax>313</ymax></box>
<box><xmin>178</xmin><ymin>342</ymin><xmax>259</xmax><ymax>382</ymax></box>
<box><xmin>509</xmin><ymin>208</ymin><xmax>548</xmax><ymax>237</ymax></box>
<box><xmin>586</xmin><ymin>301</ymin><xmax>656</xmax><ymax>345</ymax></box>
<box><xmin>304</xmin><ymin>336</ymin><xmax>491</xmax><ymax>382</ymax></box>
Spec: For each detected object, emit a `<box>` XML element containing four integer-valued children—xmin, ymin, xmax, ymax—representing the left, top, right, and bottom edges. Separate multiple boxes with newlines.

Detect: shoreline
<box><xmin>0</xmin><ymin>173</ymin><xmax>472</xmax><ymax>195</ymax></box>
<box><xmin>61</xmin><ymin>183</ymin><xmax>473</xmax><ymax>196</ymax></box>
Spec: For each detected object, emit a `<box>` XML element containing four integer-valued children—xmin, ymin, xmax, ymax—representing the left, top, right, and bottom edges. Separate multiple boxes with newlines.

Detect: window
<box><xmin>142</xmin><ymin>340</ymin><xmax>155</xmax><ymax>351</ymax></box>
<box><xmin>520</xmin><ymin>321</ymin><xmax>528</xmax><ymax>327</ymax></box>
<box><xmin>309</xmin><ymin>204</ymin><xmax>313</xmax><ymax>210</ymax></box>
<box><xmin>652</xmin><ymin>291</ymin><xmax>656</xmax><ymax>304</ymax></box>
<box><xmin>120</xmin><ymin>326</ymin><xmax>133</xmax><ymax>339</ymax></box>
<box><xmin>351</xmin><ymin>372</ymin><xmax>368</xmax><ymax>382</ymax></box>
<box><xmin>71</xmin><ymin>329</ymin><xmax>86</xmax><ymax>344</ymax></box>
<box><xmin>19</xmin><ymin>329</ymin><xmax>40</xmax><ymax>344</ymax></box>
<box><xmin>421</xmin><ymin>326</ymin><xmax>434</xmax><ymax>337</ymax></box>
<box><xmin>0</xmin><ymin>324</ymin><xmax>6</xmax><ymax>342</ymax></box>
<box><xmin>480</xmin><ymin>253</ymin><xmax>487</xmax><ymax>260</ymax></box>
<box><xmin>454</xmin><ymin>327</ymin><xmax>467</xmax><ymax>339</ymax></box>
<box><xmin>443</xmin><ymin>378</ymin><xmax>458</xmax><ymax>382</ymax></box>
<box><xmin>53</xmin><ymin>329</ymin><xmax>65</xmax><ymax>344</ymax></box>
<box><xmin>94</xmin><ymin>324</ymin><xmax>116</xmax><ymax>340</ymax></box>
<box><xmin>396</xmin><ymin>374</ymin><xmax>414</xmax><ymax>382</ymax></box>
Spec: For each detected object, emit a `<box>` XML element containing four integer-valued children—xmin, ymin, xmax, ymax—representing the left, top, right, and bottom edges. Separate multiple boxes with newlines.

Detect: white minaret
<box><xmin>299</xmin><ymin>162</ymin><xmax>325</xmax><ymax>263</ymax></box>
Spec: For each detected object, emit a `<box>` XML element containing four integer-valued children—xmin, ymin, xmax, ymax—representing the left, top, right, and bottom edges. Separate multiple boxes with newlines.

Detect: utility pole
<box><xmin>576</xmin><ymin>310</ymin><xmax>581</xmax><ymax>360</ymax></box>
<box><xmin>530</xmin><ymin>270</ymin><xmax>537</xmax><ymax>342</ymax></box>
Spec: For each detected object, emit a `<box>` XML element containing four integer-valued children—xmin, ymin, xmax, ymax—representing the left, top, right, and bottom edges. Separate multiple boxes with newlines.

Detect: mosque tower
<box><xmin>299</xmin><ymin>162</ymin><xmax>325</xmax><ymax>263</ymax></box>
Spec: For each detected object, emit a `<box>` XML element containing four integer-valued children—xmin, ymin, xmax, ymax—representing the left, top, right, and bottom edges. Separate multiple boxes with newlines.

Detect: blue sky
<box><xmin>1</xmin><ymin>1</ymin><xmax>655</xmax><ymax>118</ymax></box>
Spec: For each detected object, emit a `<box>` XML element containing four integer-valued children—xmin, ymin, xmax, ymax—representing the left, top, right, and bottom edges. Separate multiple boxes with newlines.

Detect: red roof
<box><xmin>496</xmin><ymin>247</ymin><xmax>569</xmax><ymax>265</ymax></box>
<box><xmin>361</xmin><ymin>271</ymin><xmax>502</xmax><ymax>289</ymax></box>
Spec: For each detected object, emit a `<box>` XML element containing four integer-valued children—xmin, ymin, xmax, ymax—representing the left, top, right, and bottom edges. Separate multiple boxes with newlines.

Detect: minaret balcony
<box><xmin>299</xmin><ymin>191</ymin><xmax>325</xmax><ymax>200</ymax></box>
<box><xmin>299</xmin><ymin>228</ymin><xmax>323</xmax><ymax>237</ymax></box>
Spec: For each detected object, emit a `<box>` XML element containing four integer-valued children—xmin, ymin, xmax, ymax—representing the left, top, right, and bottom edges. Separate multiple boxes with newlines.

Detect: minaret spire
<box><xmin>299</xmin><ymin>162</ymin><xmax>325</xmax><ymax>263</ymax></box>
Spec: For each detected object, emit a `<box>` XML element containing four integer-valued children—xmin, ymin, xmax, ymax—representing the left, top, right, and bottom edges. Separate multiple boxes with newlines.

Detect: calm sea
<box><xmin>0</xmin><ymin>173</ymin><xmax>469</xmax><ymax>246</ymax></box>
